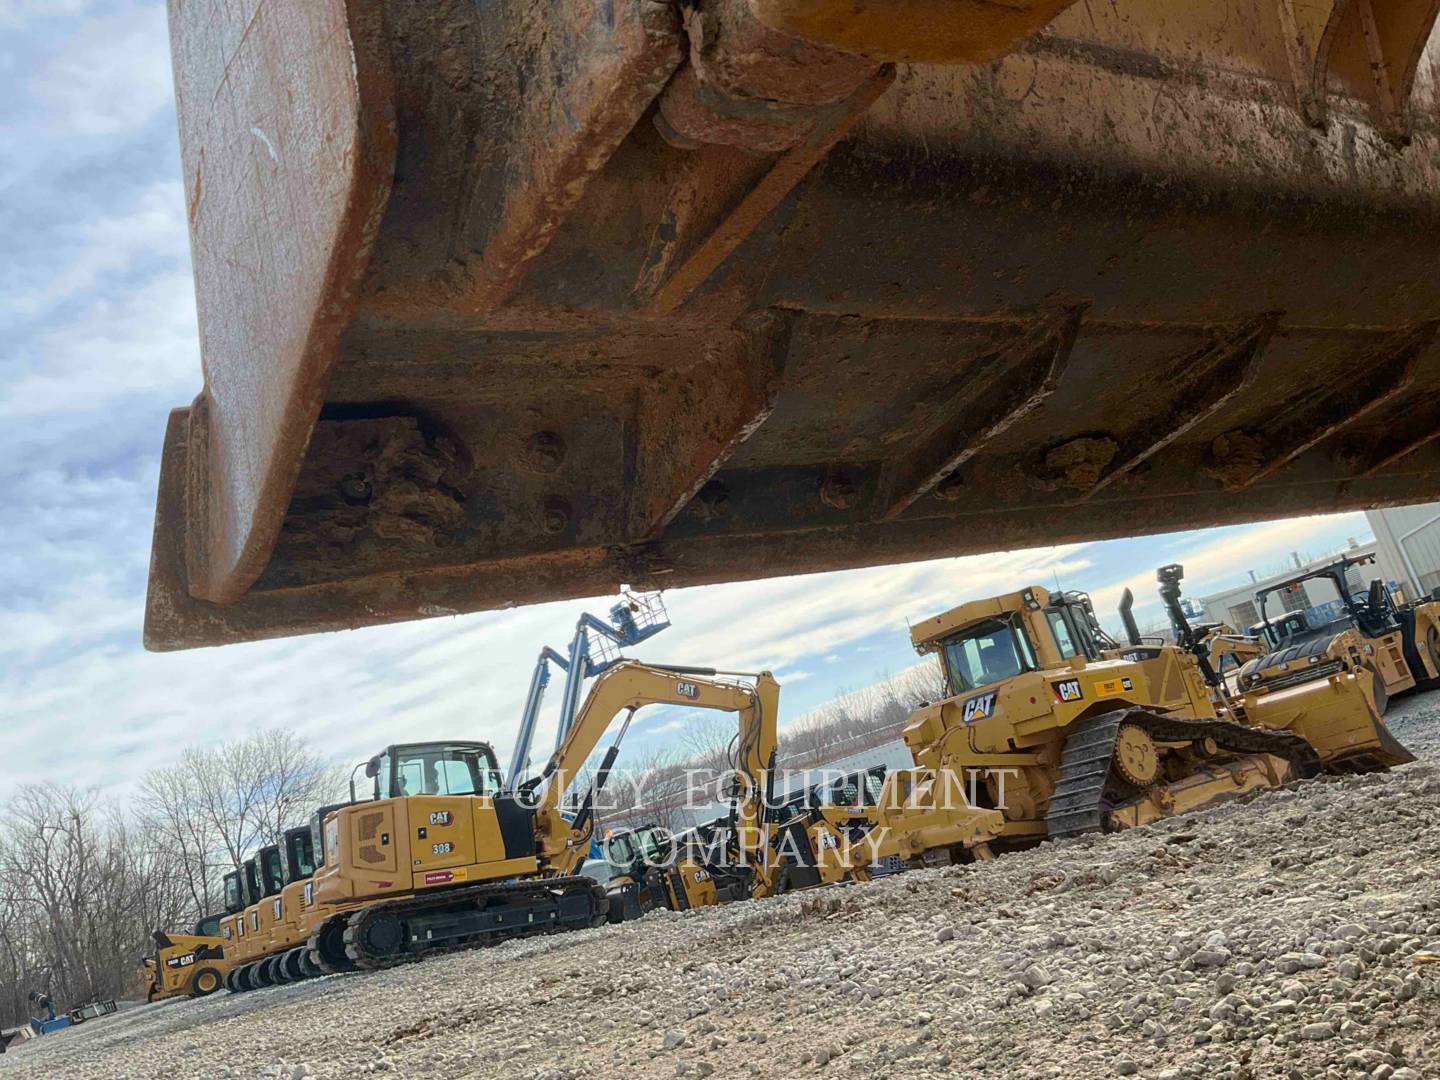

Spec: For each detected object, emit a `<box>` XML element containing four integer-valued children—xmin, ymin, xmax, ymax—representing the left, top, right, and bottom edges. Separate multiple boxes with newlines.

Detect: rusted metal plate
<box><xmin>167</xmin><ymin>0</ymin><xmax>397</xmax><ymax>604</ymax></box>
<box><xmin>147</xmin><ymin>0</ymin><xmax>1440</xmax><ymax>649</ymax></box>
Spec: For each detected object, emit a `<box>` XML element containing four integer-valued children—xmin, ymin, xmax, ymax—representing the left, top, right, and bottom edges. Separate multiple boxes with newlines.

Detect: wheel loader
<box><xmin>900</xmin><ymin>571</ymin><xmax>1415</xmax><ymax>844</ymax></box>
<box><xmin>1232</xmin><ymin>553</ymin><xmax>1437</xmax><ymax>765</ymax></box>
<box><xmin>146</xmin><ymin>1</ymin><xmax>1440</xmax><ymax>652</ymax></box>
<box><xmin>142</xmin><ymin>914</ymin><xmax>230</xmax><ymax>1002</ymax></box>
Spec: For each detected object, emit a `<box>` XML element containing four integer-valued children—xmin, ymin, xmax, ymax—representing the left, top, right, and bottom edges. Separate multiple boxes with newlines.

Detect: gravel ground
<box><xmin>6</xmin><ymin>694</ymin><xmax>1440</xmax><ymax>1080</ymax></box>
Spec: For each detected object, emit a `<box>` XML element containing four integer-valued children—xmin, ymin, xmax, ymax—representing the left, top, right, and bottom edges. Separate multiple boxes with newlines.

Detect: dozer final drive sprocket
<box><xmin>147</xmin><ymin>1</ymin><xmax>1440</xmax><ymax>650</ymax></box>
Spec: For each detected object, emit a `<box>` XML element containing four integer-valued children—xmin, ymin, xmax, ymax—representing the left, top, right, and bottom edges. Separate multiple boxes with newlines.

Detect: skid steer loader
<box><xmin>147</xmin><ymin>1</ymin><xmax>1440</xmax><ymax>652</ymax></box>
<box><xmin>901</xmin><ymin>571</ymin><xmax>1415</xmax><ymax>843</ymax></box>
<box><xmin>142</xmin><ymin>914</ymin><xmax>230</xmax><ymax>1002</ymax></box>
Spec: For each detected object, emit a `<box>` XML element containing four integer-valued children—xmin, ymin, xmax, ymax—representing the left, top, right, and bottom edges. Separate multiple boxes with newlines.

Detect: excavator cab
<box><xmin>221</xmin><ymin>871</ymin><xmax>245</xmax><ymax>915</ymax></box>
<box><xmin>353</xmin><ymin>742</ymin><xmax>504</xmax><ymax>801</ymax></box>
<box><xmin>283</xmin><ymin>826</ymin><xmax>316</xmax><ymax>885</ymax></box>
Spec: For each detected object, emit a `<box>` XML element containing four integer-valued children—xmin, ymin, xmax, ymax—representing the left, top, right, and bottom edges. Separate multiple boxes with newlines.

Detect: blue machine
<box><xmin>28</xmin><ymin>992</ymin><xmax>71</xmax><ymax>1036</ymax></box>
<box><xmin>503</xmin><ymin>591</ymin><xmax>670</xmax><ymax>793</ymax></box>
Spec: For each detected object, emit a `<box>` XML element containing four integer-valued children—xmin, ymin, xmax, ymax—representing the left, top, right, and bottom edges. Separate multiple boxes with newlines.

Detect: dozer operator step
<box><xmin>336</xmin><ymin>876</ymin><xmax>608</xmax><ymax>971</ymax></box>
<box><xmin>1045</xmin><ymin>708</ymin><xmax>1324</xmax><ymax>840</ymax></box>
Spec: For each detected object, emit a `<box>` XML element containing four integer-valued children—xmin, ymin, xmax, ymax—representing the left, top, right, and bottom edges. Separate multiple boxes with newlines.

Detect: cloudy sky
<box><xmin>0</xmin><ymin>1</ymin><xmax>1380</xmax><ymax>799</ymax></box>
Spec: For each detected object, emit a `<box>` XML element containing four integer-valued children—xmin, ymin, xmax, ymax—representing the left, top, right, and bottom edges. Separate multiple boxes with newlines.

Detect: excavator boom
<box><xmin>148</xmin><ymin>1</ymin><xmax>1440</xmax><ymax>649</ymax></box>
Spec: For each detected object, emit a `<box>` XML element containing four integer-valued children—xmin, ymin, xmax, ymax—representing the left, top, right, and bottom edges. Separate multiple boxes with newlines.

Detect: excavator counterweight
<box><xmin>148</xmin><ymin>0</ymin><xmax>1440</xmax><ymax>649</ymax></box>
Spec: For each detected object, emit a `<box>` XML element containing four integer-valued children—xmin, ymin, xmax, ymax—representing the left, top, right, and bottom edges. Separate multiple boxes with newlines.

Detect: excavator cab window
<box><xmin>284</xmin><ymin>826</ymin><xmax>316</xmax><ymax>883</ymax></box>
<box><xmin>940</xmin><ymin>616</ymin><xmax>1037</xmax><ymax>694</ymax></box>
<box><xmin>376</xmin><ymin>742</ymin><xmax>503</xmax><ymax>799</ymax></box>
<box><xmin>243</xmin><ymin>858</ymin><xmax>262</xmax><ymax>906</ymax></box>
<box><xmin>222</xmin><ymin>872</ymin><xmax>243</xmax><ymax>915</ymax></box>
<box><xmin>259</xmin><ymin>846</ymin><xmax>284</xmax><ymax>896</ymax></box>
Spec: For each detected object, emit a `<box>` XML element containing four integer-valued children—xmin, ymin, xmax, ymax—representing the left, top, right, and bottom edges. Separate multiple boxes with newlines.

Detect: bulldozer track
<box><xmin>1045</xmin><ymin>708</ymin><xmax>1324</xmax><ymax>840</ymax></box>
<box><xmin>336</xmin><ymin>876</ymin><xmax>608</xmax><ymax>971</ymax></box>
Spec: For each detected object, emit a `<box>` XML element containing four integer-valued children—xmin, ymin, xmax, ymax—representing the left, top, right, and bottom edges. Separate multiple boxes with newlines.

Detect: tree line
<box><xmin>0</xmin><ymin>729</ymin><xmax>338</xmax><ymax>1027</ymax></box>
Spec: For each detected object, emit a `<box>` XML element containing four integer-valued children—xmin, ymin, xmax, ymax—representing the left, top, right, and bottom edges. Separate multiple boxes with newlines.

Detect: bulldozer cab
<box><xmin>357</xmin><ymin>741</ymin><xmax>503</xmax><ymax>801</ymax></box>
<box><xmin>242</xmin><ymin>858</ymin><xmax>264</xmax><ymax>907</ymax></box>
<box><xmin>920</xmin><ymin>586</ymin><xmax>1106</xmax><ymax>696</ymax></box>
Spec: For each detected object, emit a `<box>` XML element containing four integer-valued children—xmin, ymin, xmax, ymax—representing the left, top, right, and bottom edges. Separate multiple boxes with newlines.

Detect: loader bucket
<box><xmin>147</xmin><ymin>0</ymin><xmax>1440</xmax><ymax>649</ymax></box>
<box><xmin>1247</xmin><ymin>674</ymin><xmax>1416</xmax><ymax>773</ymax></box>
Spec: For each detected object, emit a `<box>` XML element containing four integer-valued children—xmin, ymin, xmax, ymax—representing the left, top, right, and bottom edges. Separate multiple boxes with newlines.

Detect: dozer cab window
<box><xmin>940</xmin><ymin>616</ymin><xmax>1037</xmax><ymax>694</ymax></box>
<box><xmin>243</xmin><ymin>860</ymin><xmax>263</xmax><ymax>906</ymax></box>
<box><xmin>378</xmin><ymin>743</ymin><xmax>503</xmax><ymax>799</ymax></box>
<box><xmin>1044</xmin><ymin>600</ymin><xmax>1104</xmax><ymax>661</ymax></box>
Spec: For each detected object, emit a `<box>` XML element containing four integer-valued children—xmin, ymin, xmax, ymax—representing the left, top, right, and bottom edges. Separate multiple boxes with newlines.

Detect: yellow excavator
<box><xmin>142</xmin><ymin>915</ymin><xmax>230</xmax><ymax>1002</ymax></box>
<box><xmin>899</xmin><ymin>570</ymin><xmax>1415</xmax><ymax>845</ymax></box>
<box><xmin>219</xmin><ymin>661</ymin><xmax>803</xmax><ymax>987</ymax></box>
<box><xmin>218</xmin><ymin>825</ymin><xmax>321</xmax><ymax>991</ymax></box>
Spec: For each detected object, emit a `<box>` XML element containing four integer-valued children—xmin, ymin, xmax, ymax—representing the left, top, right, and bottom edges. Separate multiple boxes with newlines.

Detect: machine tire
<box><xmin>261</xmin><ymin>955</ymin><xmax>283</xmax><ymax>986</ymax></box>
<box><xmin>269</xmin><ymin>953</ymin><xmax>292</xmax><ymax>984</ymax></box>
<box><xmin>232</xmin><ymin>965</ymin><xmax>254</xmax><ymax>992</ymax></box>
<box><xmin>190</xmin><ymin>967</ymin><xmax>223</xmax><ymax>997</ymax></box>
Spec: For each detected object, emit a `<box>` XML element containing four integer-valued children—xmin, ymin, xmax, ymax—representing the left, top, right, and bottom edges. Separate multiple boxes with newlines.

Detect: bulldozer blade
<box><xmin>148</xmin><ymin>0</ymin><xmax>1440</xmax><ymax>649</ymax></box>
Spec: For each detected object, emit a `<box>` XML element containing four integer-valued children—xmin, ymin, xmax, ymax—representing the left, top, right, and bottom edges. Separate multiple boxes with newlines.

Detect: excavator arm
<box><xmin>523</xmin><ymin>661</ymin><xmax>779</xmax><ymax>876</ymax></box>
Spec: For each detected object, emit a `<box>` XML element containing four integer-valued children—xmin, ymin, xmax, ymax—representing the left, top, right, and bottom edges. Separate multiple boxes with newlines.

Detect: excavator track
<box><xmin>336</xmin><ymin>876</ymin><xmax>608</xmax><ymax>971</ymax></box>
<box><xmin>1045</xmin><ymin>708</ymin><xmax>1324</xmax><ymax>840</ymax></box>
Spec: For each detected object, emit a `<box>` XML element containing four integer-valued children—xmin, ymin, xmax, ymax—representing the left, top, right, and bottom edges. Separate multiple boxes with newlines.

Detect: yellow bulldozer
<box><xmin>145</xmin><ymin>1</ymin><xmax>1440</xmax><ymax>653</ymax></box>
<box><xmin>898</xmin><ymin>570</ymin><xmax>1415</xmax><ymax>845</ymax></box>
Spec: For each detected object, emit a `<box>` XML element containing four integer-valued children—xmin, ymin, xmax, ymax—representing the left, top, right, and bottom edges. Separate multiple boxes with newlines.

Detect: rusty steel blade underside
<box><xmin>146</xmin><ymin>0</ymin><xmax>1440</xmax><ymax>650</ymax></box>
